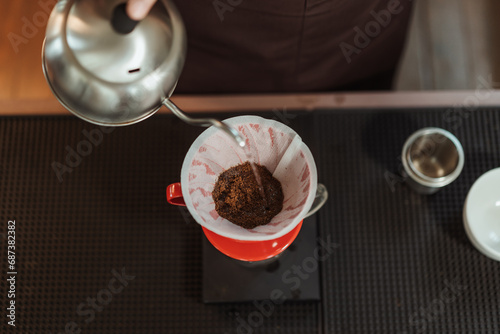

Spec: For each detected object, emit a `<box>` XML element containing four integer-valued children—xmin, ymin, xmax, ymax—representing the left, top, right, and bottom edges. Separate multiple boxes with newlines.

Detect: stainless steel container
<box><xmin>42</xmin><ymin>0</ymin><xmax>245</xmax><ymax>146</ymax></box>
<box><xmin>401</xmin><ymin>128</ymin><xmax>464</xmax><ymax>194</ymax></box>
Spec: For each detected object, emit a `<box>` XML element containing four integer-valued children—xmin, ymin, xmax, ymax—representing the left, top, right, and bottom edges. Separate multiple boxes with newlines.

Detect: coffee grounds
<box><xmin>212</xmin><ymin>161</ymin><xmax>284</xmax><ymax>229</ymax></box>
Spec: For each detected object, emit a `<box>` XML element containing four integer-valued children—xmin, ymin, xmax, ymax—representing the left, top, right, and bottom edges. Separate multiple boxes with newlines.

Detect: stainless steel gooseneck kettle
<box><xmin>42</xmin><ymin>0</ymin><xmax>244</xmax><ymax>145</ymax></box>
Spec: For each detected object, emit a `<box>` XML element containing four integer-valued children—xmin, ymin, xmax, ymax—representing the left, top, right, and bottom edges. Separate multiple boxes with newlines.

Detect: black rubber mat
<box><xmin>314</xmin><ymin>109</ymin><xmax>500</xmax><ymax>334</ymax></box>
<box><xmin>0</xmin><ymin>108</ymin><xmax>499</xmax><ymax>333</ymax></box>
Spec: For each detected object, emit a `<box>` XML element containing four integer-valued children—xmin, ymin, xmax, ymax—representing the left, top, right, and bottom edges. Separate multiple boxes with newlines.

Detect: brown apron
<box><xmin>173</xmin><ymin>0</ymin><xmax>413</xmax><ymax>93</ymax></box>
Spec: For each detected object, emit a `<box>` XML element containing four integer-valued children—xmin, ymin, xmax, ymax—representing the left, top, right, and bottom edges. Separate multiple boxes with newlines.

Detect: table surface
<box><xmin>0</xmin><ymin>106</ymin><xmax>499</xmax><ymax>333</ymax></box>
<box><xmin>3</xmin><ymin>90</ymin><xmax>500</xmax><ymax>115</ymax></box>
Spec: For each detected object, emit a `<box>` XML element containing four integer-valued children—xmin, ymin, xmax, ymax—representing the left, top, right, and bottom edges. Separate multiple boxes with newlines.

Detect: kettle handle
<box><xmin>111</xmin><ymin>3</ymin><xmax>139</xmax><ymax>34</ymax></box>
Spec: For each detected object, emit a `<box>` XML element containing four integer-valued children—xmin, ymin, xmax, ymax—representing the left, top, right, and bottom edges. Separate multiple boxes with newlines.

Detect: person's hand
<box><xmin>126</xmin><ymin>0</ymin><xmax>156</xmax><ymax>21</ymax></box>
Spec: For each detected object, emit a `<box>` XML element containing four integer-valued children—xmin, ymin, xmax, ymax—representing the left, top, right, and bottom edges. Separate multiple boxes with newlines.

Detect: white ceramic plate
<box><xmin>463</xmin><ymin>168</ymin><xmax>500</xmax><ymax>261</ymax></box>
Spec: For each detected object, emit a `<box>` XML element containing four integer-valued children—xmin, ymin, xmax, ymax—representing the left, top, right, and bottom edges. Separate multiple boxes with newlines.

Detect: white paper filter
<box><xmin>180</xmin><ymin>116</ymin><xmax>317</xmax><ymax>241</ymax></box>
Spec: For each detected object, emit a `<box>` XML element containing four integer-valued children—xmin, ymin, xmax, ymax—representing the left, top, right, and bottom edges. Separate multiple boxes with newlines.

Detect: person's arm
<box><xmin>126</xmin><ymin>0</ymin><xmax>156</xmax><ymax>20</ymax></box>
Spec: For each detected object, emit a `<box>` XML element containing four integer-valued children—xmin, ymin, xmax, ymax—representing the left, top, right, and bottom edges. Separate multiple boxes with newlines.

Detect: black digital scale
<box><xmin>203</xmin><ymin>216</ymin><xmax>321</xmax><ymax>303</ymax></box>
